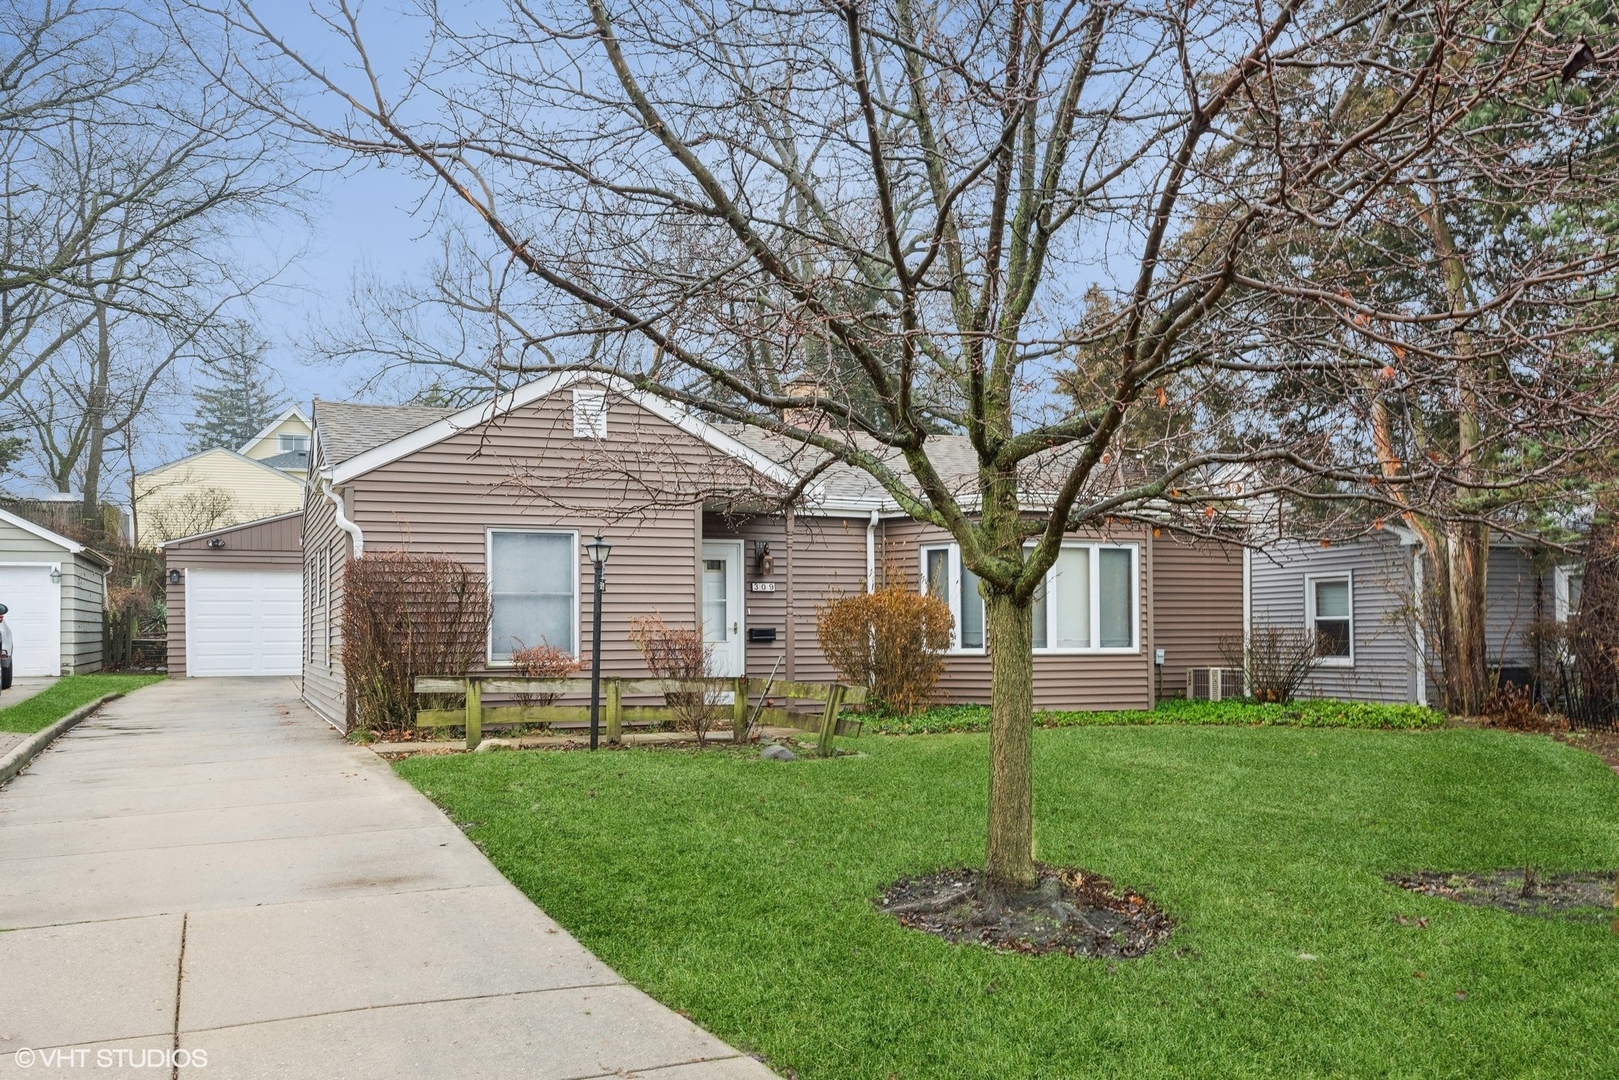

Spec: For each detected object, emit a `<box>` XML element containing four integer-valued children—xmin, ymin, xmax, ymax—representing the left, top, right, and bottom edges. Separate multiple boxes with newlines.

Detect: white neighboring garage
<box><xmin>0</xmin><ymin>508</ymin><xmax>109</xmax><ymax>676</ymax></box>
<box><xmin>163</xmin><ymin>512</ymin><xmax>303</xmax><ymax>677</ymax></box>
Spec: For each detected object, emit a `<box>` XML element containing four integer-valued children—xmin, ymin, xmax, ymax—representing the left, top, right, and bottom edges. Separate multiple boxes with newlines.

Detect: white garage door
<box><xmin>0</xmin><ymin>564</ymin><xmax>61</xmax><ymax>676</ymax></box>
<box><xmin>186</xmin><ymin>569</ymin><xmax>302</xmax><ymax>677</ymax></box>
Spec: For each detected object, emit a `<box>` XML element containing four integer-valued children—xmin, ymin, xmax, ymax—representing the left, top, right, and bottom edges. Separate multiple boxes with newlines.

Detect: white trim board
<box><xmin>328</xmin><ymin>371</ymin><xmax>800</xmax><ymax>490</ymax></box>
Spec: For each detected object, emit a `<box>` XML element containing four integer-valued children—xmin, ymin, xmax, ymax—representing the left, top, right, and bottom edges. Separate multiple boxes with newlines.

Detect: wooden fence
<box><xmin>412</xmin><ymin>675</ymin><xmax>867</xmax><ymax>755</ymax></box>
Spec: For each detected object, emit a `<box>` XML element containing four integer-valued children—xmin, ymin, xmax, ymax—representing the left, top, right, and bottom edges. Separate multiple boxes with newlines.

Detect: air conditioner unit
<box><xmin>1187</xmin><ymin>666</ymin><xmax>1245</xmax><ymax>702</ymax></box>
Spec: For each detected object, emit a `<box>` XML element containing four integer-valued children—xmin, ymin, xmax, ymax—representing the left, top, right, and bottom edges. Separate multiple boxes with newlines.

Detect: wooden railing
<box><xmin>412</xmin><ymin>675</ymin><xmax>867</xmax><ymax>755</ymax></box>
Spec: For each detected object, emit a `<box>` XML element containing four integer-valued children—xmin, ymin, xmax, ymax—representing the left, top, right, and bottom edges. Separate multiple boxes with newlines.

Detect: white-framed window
<box><xmin>919</xmin><ymin>541</ymin><xmax>1140</xmax><ymax>653</ymax></box>
<box><xmin>572</xmin><ymin>388</ymin><xmax>608</xmax><ymax>439</ymax></box>
<box><xmin>1030</xmin><ymin>542</ymin><xmax>1139</xmax><ymax>652</ymax></box>
<box><xmin>921</xmin><ymin>544</ymin><xmax>985</xmax><ymax>651</ymax></box>
<box><xmin>278</xmin><ymin>433</ymin><xmax>310</xmax><ymax>453</ymax></box>
<box><xmin>1555</xmin><ymin>565</ymin><xmax>1584</xmax><ymax>623</ymax></box>
<box><xmin>487</xmin><ymin>529</ymin><xmax>579</xmax><ymax>662</ymax></box>
<box><xmin>1306</xmin><ymin>573</ymin><xmax>1353</xmax><ymax>665</ymax></box>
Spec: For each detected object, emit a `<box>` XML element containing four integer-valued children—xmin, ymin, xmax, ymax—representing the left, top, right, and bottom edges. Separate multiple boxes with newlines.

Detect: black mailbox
<box><xmin>747</xmin><ymin>627</ymin><xmax>778</xmax><ymax>644</ymax></box>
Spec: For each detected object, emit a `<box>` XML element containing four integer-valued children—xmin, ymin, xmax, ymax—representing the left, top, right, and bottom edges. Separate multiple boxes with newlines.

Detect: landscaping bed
<box><xmin>397</xmin><ymin>724</ymin><xmax>1619</xmax><ymax>1079</ymax></box>
<box><xmin>1390</xmin><ymin>869</ymin><xmax>1617</xmax><ymax>923</ymax></box>
<box><xmin>863</xmin><ymin>696</ymin><xmax>1445</xmax><ymax>735</ymax></box>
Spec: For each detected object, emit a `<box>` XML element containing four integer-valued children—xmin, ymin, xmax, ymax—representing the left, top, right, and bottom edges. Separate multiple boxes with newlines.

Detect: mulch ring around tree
<box><xmin>877</xmin><ymin>865</ymin><xmax>1172</xmax><ymax>958</ymax></box>
<box><xmin>1389</xmin><ymin>870</ymin><xmax>1617</xmax><ymax>923</ymax></box>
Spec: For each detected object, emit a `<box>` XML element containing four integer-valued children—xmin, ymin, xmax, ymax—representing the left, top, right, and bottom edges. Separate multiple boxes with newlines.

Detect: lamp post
<box><xmin>584</xmin><ymin>533</ymin><xmax>613</xmax><ymax>750</ymax></box>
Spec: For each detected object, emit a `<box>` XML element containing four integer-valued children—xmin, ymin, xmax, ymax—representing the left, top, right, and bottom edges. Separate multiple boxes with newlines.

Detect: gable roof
<box><xmin>319</xmin><ymin>372</ymin><xmax>798</xmax><ymax>488</ymax></box>
<box><xmin>138</xmin><ymin>445</ymin><xmax>307</xmax><ymax>484</ymax></box>
<box><xmin>161</xmin><ymin>509</ymin><xmax>304</xmax><ymax>549</ymax></box>
<box><xmin>238</xmin><ymin>407</ymin><xmax>312</xmax><ymax>455</ymax></box>
<box><xmin>0</xmin><ymin>506</ymin><xmax>109</xmax><ymax>564</ymax></box>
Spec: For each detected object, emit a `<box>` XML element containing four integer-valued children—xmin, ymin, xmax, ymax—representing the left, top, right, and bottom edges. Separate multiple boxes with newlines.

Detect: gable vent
<box><xmin>572</xmin><ymin>388</ymin><xmax>608</xmax><ymax>438</ymax></box>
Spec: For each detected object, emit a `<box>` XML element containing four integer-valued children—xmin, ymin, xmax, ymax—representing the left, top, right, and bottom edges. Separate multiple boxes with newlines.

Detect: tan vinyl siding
<box><xmin>876</xmin><ymin>519</ymin><xmax>1154</xmax><ymax>710</ymax></box>
<box><xmin>1149</xmin><ymin>534</ymin><xmax>1245</xmax><ymax>700</ymax></box>
<box><xmin>703</xmin><ymin>511</ymin><xmax>872</xmax><ymax>683</ymax></box>
<box><xmin>301</xmin><ymin>472</ymin><xmax>348</xmax><ymax>726</ymax></box>
<box><xmin>164</xmin><ymin>513</ymin><xmax>303</xmax><ymax>679</ymax></box>
<box><xmin>135</xmin><ymin>449</ymin><xmax>304</xmax><ymax>547</ymax></box>
<box><xmin>241</xmin><ymin>414</ymin><xmax>312</xmax><ymax>460</ymax></box>
<box><xmin>339</xmin><ymin>391</ymin><xmax>740</xmax><ymax>695</ymax></box>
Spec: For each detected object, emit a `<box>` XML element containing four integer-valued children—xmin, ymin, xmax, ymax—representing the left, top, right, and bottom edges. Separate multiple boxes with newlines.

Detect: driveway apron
<box><xmin>0</xmin><ymin>677</ymin><xmax>773</xmax><ymax>1079</ymax></box>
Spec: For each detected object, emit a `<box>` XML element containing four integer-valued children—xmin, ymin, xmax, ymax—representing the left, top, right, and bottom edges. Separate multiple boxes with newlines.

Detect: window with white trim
<box><xmin>278</xmin><ymin>433</ymin><xmax>310</xmax><ymax>453</ymax></box>
<box><xmin>1307</xmin><ymin>574</ymin><xmax>1353</xmax><ymax>663</ymax></box>
<box><xmin>489</xmin><ymin>530</ymin><xmax>578</xmax><ymax>661</ymax></box>
<box><xmin>1556</xmin><ymin>565</ymin><xmax>1584</xmax><ymax>623</ymax></box>
<box><xmin>572</xmin><ymin>388</ymin><xmax>608</xmax><ymax>438</ymax></box>
<box><xmin>920</xmin><ymin>542</ymin><xmax>1138</xmax><ymax>652</ymax></box>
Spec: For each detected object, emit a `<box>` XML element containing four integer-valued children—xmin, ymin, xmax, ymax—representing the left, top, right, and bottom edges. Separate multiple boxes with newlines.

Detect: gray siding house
<box><xmin>1247</xmin><ymin>530</ymin><xmax>1555</xmax><ymax>706</ymax></box>
<box><xmin>0</xmin><ymin>508</ymin><xmax>109</xmax><ymax>676</ymax></box>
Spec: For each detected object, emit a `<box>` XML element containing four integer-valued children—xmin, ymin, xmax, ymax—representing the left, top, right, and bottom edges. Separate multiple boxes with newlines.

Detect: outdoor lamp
<box><xmin>585</xmin><ymin>534</ymin><xmax>611</xmax><ymax>750</ymax></box>
<box><xmin>168</xmin><ymin>569</ymin><xmax>183</xmax><ymax>586</ymax></box>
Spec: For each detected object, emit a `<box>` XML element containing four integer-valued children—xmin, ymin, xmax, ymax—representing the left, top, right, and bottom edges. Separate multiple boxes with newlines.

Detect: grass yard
<box><xmin>398</xmin><ymin>727</ymin><xmax>1619</xmax><ymax>1079</ymax></box>
<box><xmin>0</xmin><ymin>674</ymin><xmax>162</xmax><ymax>734</ymax></box>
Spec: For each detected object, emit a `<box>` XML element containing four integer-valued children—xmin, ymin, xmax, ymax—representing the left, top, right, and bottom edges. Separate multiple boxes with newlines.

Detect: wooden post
<box><xmin>464</xmin><ymin>677</ymin><xmax>482</xmax><ymax>751</ymax></box>
<box><xmin>817</xmin><ymin>684</ymin><xmax>846</xmax><ymax>758</ymax></box>
<box><xmin>732</xmin><ymin>676</ymin><xmax>749</xmax><ymax>742</ymax></box>
<box><xmin>605</xmin><ymin>680</ymin><xmax>623</xmax><ymax>744</ymax></box>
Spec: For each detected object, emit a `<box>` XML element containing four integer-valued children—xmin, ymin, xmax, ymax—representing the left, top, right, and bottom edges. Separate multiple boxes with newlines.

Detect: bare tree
<box><xmin>204</xmin><ymin>0</ymin><xmax>1619</xmax><ymax>891</ymax></box>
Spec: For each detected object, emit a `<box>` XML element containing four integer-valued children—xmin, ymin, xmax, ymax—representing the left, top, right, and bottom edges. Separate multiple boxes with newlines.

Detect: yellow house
<box><xmin>135</xmin><ymin>408</ymin><xmax>310</xmax><ymax>547</ymax></box>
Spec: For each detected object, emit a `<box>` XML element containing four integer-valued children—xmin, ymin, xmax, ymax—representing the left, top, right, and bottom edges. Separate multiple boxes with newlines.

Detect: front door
<box><xmin>700</xmin><ymin>541</ymin><xmax>745</xmax><ymax>677</ymax></box>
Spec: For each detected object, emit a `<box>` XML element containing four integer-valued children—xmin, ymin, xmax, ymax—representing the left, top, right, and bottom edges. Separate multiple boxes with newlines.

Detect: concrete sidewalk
<box><xmin>0</xmin><ymin>677</ymin><xmax>58</xmax><ymax>759</ymax></box>
<box><xmin>0</xmin><ymin>678</ymin><xmax>774</xmax><ymax>1079</ymax></box>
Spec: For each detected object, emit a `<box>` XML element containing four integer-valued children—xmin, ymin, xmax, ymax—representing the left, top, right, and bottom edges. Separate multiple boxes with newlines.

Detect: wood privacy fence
<box><xmin>412</xmin><ymin>676</ymin><xmax>867</xmax><ymax>755</ymax></box>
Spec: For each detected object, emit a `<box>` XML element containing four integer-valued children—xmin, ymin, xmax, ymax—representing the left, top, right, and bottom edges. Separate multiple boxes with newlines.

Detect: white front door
<box><xmin>185</xmin><ymin>569</ymin><xmax>302</xmax><ymax>676</ymax></box>
<box><xmin>0</xmin><ymin>564</ymin><xmax>61</xmax><ymax>676</ymax></box>
<box><xmin>700</xmin><ymin>541</ymin><xmax>745</xmax><ymax>677</ymax></box>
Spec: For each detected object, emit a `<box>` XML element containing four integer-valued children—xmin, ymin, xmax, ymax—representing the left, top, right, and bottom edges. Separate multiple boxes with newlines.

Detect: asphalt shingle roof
<box><xmin>312</xmin><ymin>400</ymin><xmax>457</xmax><ymax>466</ymax></box>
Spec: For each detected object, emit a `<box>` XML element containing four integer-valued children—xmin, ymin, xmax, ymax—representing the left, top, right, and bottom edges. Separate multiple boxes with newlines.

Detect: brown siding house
<box><xmin>303</xmin><ymin>373</ymin><xmax>1245</xmax><ymax>729</ymax></box>
<box><xmin>163</xmin><ymin>511</ymin><xmax>304</xmax><ymax>678</ymax></box>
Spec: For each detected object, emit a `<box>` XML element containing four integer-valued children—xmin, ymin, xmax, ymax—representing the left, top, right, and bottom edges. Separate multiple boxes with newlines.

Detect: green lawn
<box><xmin>0</xmin><ymin>674</ymin><xmax>162</xmax><ymax>734</ymax></box>
<box><xmin>398</xmin><ymin>727</ymin><xmax>1619</xmax><ymax>1079</ymax></box>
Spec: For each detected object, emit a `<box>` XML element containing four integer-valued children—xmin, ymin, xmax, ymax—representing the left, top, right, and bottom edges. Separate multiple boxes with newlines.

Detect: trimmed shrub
<box><xmin>816</xmin><ymin>585</ymin><xmax>954</xmax><ymax>715</ymax></box>
<box><xmin>865</xmin><ymin>697</ymin><xmax>1446</xmax><ymax>735</ymax></box>
<box><xmin>342</xmin><ymin>550</ymin><xmax>490</xmax><ymax>735</ymax></box>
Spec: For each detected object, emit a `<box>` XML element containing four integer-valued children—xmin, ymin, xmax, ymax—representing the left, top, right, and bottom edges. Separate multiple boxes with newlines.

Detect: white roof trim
<box><xmin>328</xmin><ymin>371</ymin><xmax>800</xmax><ymax>489</ymax></box>
<box><xmin>238</xmin><ymin>406</ymin><xmax>312</xmax><ymax>455</ymax></box>
<box><xmin>0</xmin><ymin>506</ymin><xmax>86</xmax><ymax>554</ymax></box>
<box><xmin>160</xmin><ymin>509</ymin><xmax>304</xmax><ymax>549</ymax></box>
<box><xmin>140</xmin><ymin>445</ymin><xmax>307</xmax><ymax>483</ymax></box>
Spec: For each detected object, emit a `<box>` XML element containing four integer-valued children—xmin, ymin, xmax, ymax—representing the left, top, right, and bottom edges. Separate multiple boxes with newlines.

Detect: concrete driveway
<box><xmin>0</xmin><ymin>678</ymin><xmax>774</xmax><ymax>1079</ymax></box>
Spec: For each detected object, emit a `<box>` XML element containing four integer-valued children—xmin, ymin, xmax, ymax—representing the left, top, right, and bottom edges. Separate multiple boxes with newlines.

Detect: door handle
<box><xmin>732</xmin><ymin>622</ymin><xmax>739</xmax><ymax>634</ymax></box>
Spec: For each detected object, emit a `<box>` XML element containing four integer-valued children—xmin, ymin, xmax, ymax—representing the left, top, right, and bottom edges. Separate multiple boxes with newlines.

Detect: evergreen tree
<box><xmin>185</xmin><ymin>330</ymin><xmax>284</xmax><ymax>452</ymax></box>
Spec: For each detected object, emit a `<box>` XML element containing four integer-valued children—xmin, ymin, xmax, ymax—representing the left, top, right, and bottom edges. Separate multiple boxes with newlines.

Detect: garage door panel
<box><xmin>187</xmin><ymin>569</ymin><xmax>302</xmax><ymax>677</ymax></box>
<box><xmin>0</xmin><ymin>565</ymin><xmax>60</xmax><ymax>677</ymax></box>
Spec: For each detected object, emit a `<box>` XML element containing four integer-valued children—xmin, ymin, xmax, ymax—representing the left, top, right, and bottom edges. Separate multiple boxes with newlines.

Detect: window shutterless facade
<box><xmin>487</xmin><ymin>529</ymin><xmax>579</xmax><ymax>662</ymax></box>
<box><xmin>919</xmin><ymin>541</ymin><xmax>1139</xmax><ymax>653</ymax></box>
<box><xmin>1306</xmin><ymin>573</ymin><xmax>1353</xmax><ymax>664</ymax></box>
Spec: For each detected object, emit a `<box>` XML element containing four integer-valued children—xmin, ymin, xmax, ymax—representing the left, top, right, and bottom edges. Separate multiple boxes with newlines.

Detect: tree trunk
<box><xmin>79</xmin><ymin>298</ymin><xmax>111</xmax><ymax>537</ymax></box>
<box><xmin>1442</xmin><ymin>521</ymin><xmax>1491</xmax><ymax>715</ymax></box>
<box><xmin>984</xmin><ymin>589</ymin><xmax>1036</xmax><ymax>891</ymax></box>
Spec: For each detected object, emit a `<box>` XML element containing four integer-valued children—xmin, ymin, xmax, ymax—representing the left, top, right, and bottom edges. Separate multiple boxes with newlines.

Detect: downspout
<box><xmin>784</xmin><ymin>508</ymin><xmax>795</xmax><ymax>681</ymax></box>
<box><xmin>1412</xmin><ymin>545</ymin><xmax>1427</xmax><ymax>707</ymax></box>
<box><xmin>1241</xmin><ymin>547</ymin><xmax>1252</xmax><ymax>691</ymax></box>
<box><xmin>319</xmin><ymin>475</ymin><xmax>365</xmax><ymax>556</ymax></box>
<box><xmin>866</xmin><ymin>510</ymin><xmax>878</xmax><ymax>593</ymax></box>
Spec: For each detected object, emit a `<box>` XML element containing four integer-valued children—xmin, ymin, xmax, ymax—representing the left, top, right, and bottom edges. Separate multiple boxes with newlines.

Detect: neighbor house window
<box><xmin>1307</xmin><ymin>574</ymin><xmax>1353</xmax><ymax>663</ymax></box>
<box><xmin>573</xmin><ymin>388</ymin><xmax>608</xmax><ymax>438</ymax></box>
<box><xmin>1556</xmin><ymin>566</ymin><xmax>1584</xmax><ymax>623</ymax></box>
<box><xmin>921</xmin><ymin>544</ymin><xmax>984</xmax><ymax>650</ymax></box>
<box><xmin>278</xmin><ymin>433</ymin><xmax>310</xmax><ymax>453</ymax></box>
<box><xmin>488</xmin><ymin>530</ymin><xmax>577</xmax><ymax>661</ymax></box>
<box><xmin>1030</xmin><ymin>543</ymin><xmax>1138</xmax><ymax>651</ymax></box>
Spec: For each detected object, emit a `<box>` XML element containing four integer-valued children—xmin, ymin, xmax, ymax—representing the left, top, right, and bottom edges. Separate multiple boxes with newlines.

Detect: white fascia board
<box><xmin>330</xmin><ymin>371</ymin><xmax>800</xmax><ymax>490</ymax></box>
<box><xmin>238</xmin><ymin>407</ymin><xmax>313</xmax><ymax>454</ymax></box>
<box><xmin>0</xmin><ymin>506</ymin><xmax>83</xmax><ymax>554</ymax></box>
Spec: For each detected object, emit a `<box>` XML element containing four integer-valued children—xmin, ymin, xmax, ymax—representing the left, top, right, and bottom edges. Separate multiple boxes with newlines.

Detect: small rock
<box><xmin>761</xmin><ymin>744</ymin><xmax>796</xmax><ymax>761</ymax></box>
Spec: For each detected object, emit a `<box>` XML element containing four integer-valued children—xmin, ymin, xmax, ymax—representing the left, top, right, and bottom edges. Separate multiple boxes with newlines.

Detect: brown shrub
<box><xmin>1481</xmin><ymin>682</ymin><xmax>1563</xmax><ymax>732</ymax></box>
<box><xmin>1219</xmin><ymin>622</ymin><xmax>1322</xmax><ymax>703</ymax></box>
<box><xmin>509</xmin><ymin>642</ymin><xmax>580</xmax><ymax>707</ymax></box>
<box><xmin>816</xmin><ymin>586</ymin><xmax>954</xmax><ymax>715</ymax></box>
<box><xmin>342</xmin><ymin>550</ymin><xmax>490</xmax><ymax>735</ymax></box>
<box><xmin>629</xmin><ymin>612</ymin><xmax>723</xmax><ymax>743</ymax></box>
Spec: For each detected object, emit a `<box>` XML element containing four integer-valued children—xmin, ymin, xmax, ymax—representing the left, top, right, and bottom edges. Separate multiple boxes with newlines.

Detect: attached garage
<box><xmin>164</xmin><ymin>512</ymin><xmax>303</xmax><ymax>678</ymax></box>
<box><xmin>0</xmin><ymin>508</ymin><xmax>109</xmax><ymax>676</ymax></box>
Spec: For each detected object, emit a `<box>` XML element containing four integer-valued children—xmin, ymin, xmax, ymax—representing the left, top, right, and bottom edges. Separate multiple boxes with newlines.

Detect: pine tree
<box><xmin>185</xmin><ymin>332</ymin><xmax>284</xmax><ymax>452</ymax></box>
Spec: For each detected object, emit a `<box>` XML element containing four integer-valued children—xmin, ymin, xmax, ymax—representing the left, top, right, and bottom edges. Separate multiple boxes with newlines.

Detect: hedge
<box><xmin>862</xmin><ymin>696</ymin><xmax>1445</xmax><ymax>735</ymax></box>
